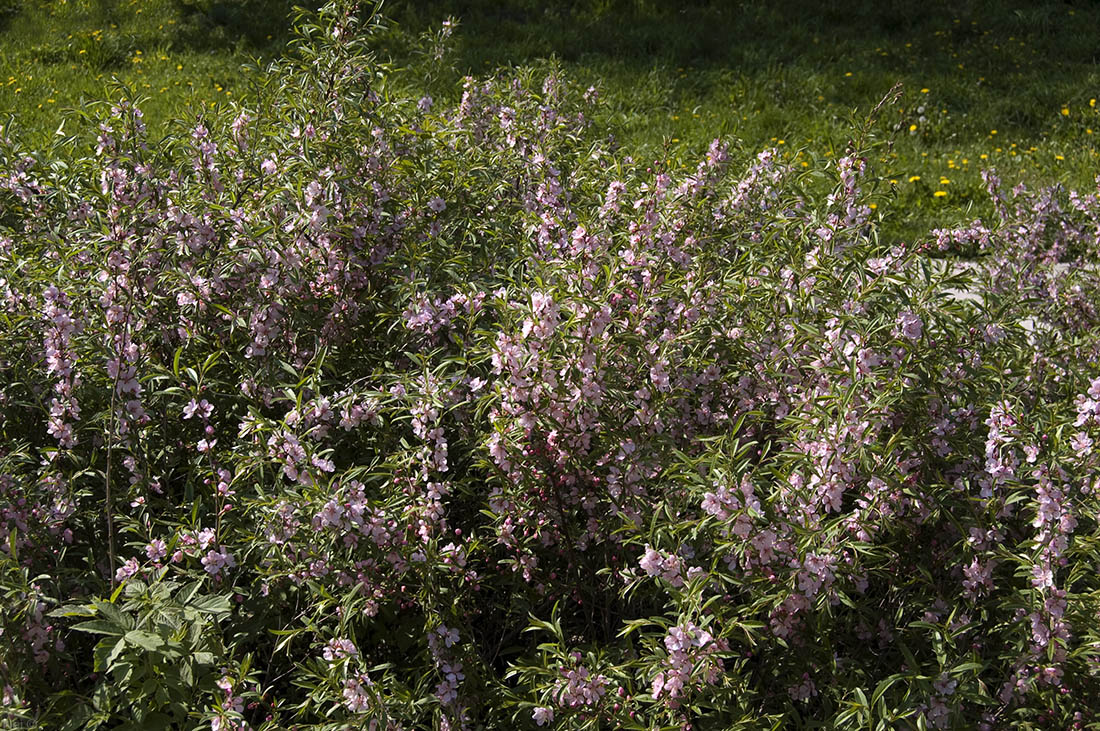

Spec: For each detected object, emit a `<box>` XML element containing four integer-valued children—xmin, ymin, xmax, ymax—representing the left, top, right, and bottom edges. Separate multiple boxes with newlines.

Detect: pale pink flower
<box><xmin>201</xmin><ymin>546</ymin><xmax>235</xmax><ymax>577</ymax></box>
<box><xmin>896</xmin><ymin>311</ymin><xmax>923</xmax><ymax>341</ymax></box>
<box><xmin>145</xmin><ymin>539</ymin><xmax>167</xmax><ymax>562</ymax></box>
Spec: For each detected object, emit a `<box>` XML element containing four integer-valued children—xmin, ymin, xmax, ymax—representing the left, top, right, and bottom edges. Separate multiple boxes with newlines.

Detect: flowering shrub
<box><xmin>2</xmin><ymin>2</ymin><xmax>1100</xmax><ymax>729</ymax></box>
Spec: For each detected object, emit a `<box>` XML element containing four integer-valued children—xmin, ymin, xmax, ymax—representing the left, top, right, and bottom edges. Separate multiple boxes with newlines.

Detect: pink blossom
<box><xmin>323</xmin><ymin>638</ymin><xmax>358</xmax><ymax>663</ymax></box>
<box><xmin>343</xmin><ymin>675</ymin><xmax>373</xmax><ymax>712</ymax></box>
<box><xmin>201</xmin><ymin>546</ymin><xmax>236</xmax><ymax>577</ymax></box>
<box><xmin>896</xmin><ymin>311</ymin><xmax>923</xmax><ymax>341</ymax></box>
<box><xmin>145</xmin><ymin>539</ymin><xmax>167</xmax><ymax>562</ymax></box>
<box><xmin>1070</xmin><ymin>431</ymin><xmax>1093</xmax><ymax>457</ymax></box>
<box><xmin>183</xmin><ymin>398</ymin><xmax>213</xmax><ymax>420</ymax></box>
<box><xmin>114</xmin><ymin>558</ymin><xmax>140</xmax><ymax>583</ymax></box>
<box><xmin>532</xmin><ymin>706</ymin><xmax>554</xmax><ymax>726</ymax></box>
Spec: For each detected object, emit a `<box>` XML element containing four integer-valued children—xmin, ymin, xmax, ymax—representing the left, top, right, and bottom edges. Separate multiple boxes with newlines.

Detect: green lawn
<box><xmin>0</xmin><ymin>0</ymin><xmax>296</xmax><ymax>142</ymax></box>
<box><xmin>3</xmin><ymin>0</ymin><xmax>1098</xmax><ymax>243</ymax></box>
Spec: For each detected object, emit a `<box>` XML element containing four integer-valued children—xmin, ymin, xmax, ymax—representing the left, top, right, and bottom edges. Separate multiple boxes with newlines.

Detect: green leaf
<box><xmin>188</xmin><ymin>593</ymin><xmax>232</xmax><ymax>615</ymax></box>
<box><xmin>72</xmin><ymin>620</ymin><xmax>125</xmax><ymax>636</ymax></box>
<box><xmin>124</xmin><ymin>630</ymin><xmax>165</xmax><ymax>652</ymax></box>
<box><xmin>871</xmin><ymin>675</ymin><xmax>901</xmax><ymax>707</ymax></box>
<box><xmin>50</xmin><ymin>603</ymin><xmax>97</xmax><ymax>618</ymax></box>
<box><xmin>179</xmin><ymin>579</ymin><xmax>204</xmax><ymax>605</ymax></box>
<box><xmin>58</xmin><ymin>701</ymin><xmax>93</xmax><ymax>731</ymax></box>
<box><xmin>94</xmin><ymin>601</ymin><xmax>134</xmax><ymax>630</ymax></box>
<box><xmin>951</xmin><ymin>662</ymin><xmax>985</xmax><ymax>673</ymax></box>
<box><xmin>93</xmin><ymin>637</ymin><xmax>126</xmax><ymax>672</ymax></box>
<box><xmin>180</xmin><ymin>661</ymin><xmax>194</xmax><ymax>687</ymax></box>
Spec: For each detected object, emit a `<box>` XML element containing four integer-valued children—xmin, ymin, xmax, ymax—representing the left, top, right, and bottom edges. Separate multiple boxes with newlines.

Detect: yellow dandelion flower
<box><xmin>933</xmin><ymin>190</ymin><xmax>947</xmax><ymax>197</ymax></box>
<box><xmin>920</xmin><ymin>88</ymin><xmax>930</xmax><ymax>93</ymax></box>
<box><xmin>909</xmin><ymin>175</ymin><xmax>921</xmax><ymax>182</ymax></box>
<box><xmin>1061</xmin><ymin>107</ymin><xmax>1070</xmax><ymax>116</ymax></box>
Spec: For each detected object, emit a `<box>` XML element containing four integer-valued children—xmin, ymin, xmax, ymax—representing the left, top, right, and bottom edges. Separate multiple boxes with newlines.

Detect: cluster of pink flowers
<box><xmin>553</xmin><ymin>661</ymin><xmax>610</xmax><ymax>709</ymax></box>
<box><xmin>650</xmin><ymin>622</ymin><xmax>728</xmax><ymax>702</ymax></box>
<box><xmin>638</xmin><ymin>545</ymin><xmax>686</xmax><ymax>588</ymax></box>
<box><xmin>342</xmin><ymin>674</ymin><xmax>375</xmax><ymax>714</ymax></box>
<box><xmin>201</xmin><ymin>546</ymin><xmax>236</xmax><ymax>578</ymax></box>
<box><xmin>42</xmin><ymin>285</ymin><xmax>81</xmax><ymax>448</ymax></box>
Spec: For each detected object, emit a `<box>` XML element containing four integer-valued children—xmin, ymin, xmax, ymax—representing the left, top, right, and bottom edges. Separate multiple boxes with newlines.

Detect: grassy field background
<box><xmin>0</xmin><ymin>0</ymin><xmax>296</xmax><ymax>140</ymax></box>
<box><xmin>2</xmin><ymin>0</ymin><xmax>1098</xmax><ymax>243</ymax></box>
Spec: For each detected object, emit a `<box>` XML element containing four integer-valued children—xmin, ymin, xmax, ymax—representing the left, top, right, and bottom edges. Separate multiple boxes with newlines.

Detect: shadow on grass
<box><xmin>383</xmin><ymin>0</ymin><xmax>1100</xmax><ymax>138</ymax></box>
<box><xmin>0</xmin><ymin>0</ymin><xmax>20</xmax><ymax>34</ymax></box>
<box><xmin>2</xmin><ymin>0</ymin><xmax>302</xmax><ymax>71</ymax></box>
<box><xmin>170</xmin><ymin>0</ymin><xmax>300</xmax><ymax>53</ymax></box>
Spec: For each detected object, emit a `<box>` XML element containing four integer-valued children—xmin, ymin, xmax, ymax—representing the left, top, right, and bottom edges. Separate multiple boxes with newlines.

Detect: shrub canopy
<box><xmin>1</xmin><ymin>2</ymin><xmax>1100</xmax><ymax>729</ymax></box>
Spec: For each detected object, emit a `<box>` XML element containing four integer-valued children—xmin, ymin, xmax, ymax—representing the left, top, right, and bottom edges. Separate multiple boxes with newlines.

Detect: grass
<box><xmin>3</xmin><ymin>0</ymin><xmax>1099</xmax><ymax>243</ymax></box>
<box><xmin>378</xmin><ymin>0</ymin><xmax>1100</xmax><ymax>243</ymax></box>
<box><xmin>0</xmin><ymin>0</ymin><xmax>297</xmax><ymax>142</ymax></box>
